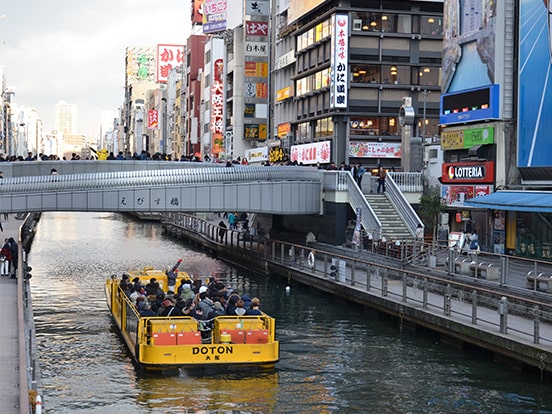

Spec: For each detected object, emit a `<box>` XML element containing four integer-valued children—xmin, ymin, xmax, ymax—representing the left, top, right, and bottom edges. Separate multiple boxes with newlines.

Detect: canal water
<box><xmin>30</xmin><ymin>212</ymin><xmax>552</xmax><ymax>413</ymax></box>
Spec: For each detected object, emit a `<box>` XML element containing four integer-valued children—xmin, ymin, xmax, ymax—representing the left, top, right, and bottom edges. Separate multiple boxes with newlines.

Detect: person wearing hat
<box><xmin>158</xmin><ymin>298</ymin><xmax>183</xmax><ymax>317</ymax></box>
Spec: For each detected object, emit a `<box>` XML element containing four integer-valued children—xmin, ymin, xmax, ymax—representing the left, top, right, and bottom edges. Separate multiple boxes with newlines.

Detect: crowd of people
<box><xmin>119</xmin><ymin>272</ymin><xmax>263</xmax><ymax>323</ymax></box>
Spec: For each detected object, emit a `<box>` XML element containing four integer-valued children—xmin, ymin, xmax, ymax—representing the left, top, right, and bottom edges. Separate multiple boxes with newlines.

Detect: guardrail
<box><xmin>163</xmin><ymin>213</ymin><xmax>552</xmax><ymax>353</ymax></box>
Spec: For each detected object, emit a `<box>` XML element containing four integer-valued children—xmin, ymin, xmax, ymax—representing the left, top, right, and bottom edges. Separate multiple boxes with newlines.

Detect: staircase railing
<box><xmin>323</xmin><ymin>171</ymin><xmax>382</xmax><ymax>239</ymax></box>
<box><xmin>386</xmin><ymin>172</ymin><xmax>423</xmax><ymax>237</ymax></box>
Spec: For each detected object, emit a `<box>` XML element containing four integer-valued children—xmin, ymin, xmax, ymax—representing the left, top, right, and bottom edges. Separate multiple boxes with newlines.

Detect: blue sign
<box><xmin>440</xmin><ymin>84</ymin><xmax>500</xmax><ymax>126</ymax></box>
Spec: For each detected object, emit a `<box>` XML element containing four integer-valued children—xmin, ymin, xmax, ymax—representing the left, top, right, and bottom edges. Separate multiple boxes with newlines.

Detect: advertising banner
<box><xmin>203</xmin><ymin>0</ymin><xmax>227</xmax><ymax>34</ymax></box>
<box><xmin>148</xmin><ymin>110</ymin><xmax>158</xmax><ymax>129</ymax></box>
<box><xmin>330</xmin><ymin>14</ymin><xmax>349</xmax><ymax>109</ymax></box>
<box><xmin>349</xmin><ymin>141</ymin><xmax>401</xmax><ymax>159</ymax></box>
<box><xmin>290</xmin><ymin>140</ymin><xmax>331</xmax><ymax>165</ymax></box>
<box><xmin>156</xmin><ymin>44</ymin><xmax>184</xmax><ymax>83</ymax></box>
<box><xmin>518</xmin><ymin>0</ymin><xmax>552</xmax><ymax>167</ymax></box>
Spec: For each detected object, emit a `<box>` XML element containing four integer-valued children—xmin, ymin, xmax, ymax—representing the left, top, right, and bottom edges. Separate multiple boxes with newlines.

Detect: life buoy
<box><xmin>307</xmin><ymin>251</ymin><xmax>315</xmax><ymax>268</ymax></box>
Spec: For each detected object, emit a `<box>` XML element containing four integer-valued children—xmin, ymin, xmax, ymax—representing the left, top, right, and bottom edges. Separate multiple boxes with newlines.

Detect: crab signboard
<box><xmin>290</xmin><ymin>140</ymin><xmax>331</xmax><ymax>165</ymax></box>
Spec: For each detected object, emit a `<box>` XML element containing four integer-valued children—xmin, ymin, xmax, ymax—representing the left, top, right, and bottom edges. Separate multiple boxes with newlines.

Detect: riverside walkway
<box><xmin>0</xmin><ymin>215</ymin><xmax>27</xmax><ymax>414</ymax></box>
<box><xmin>162</xmin><ymin>212</ymin><xmax>552</xmax><ymax>378</ymax></box>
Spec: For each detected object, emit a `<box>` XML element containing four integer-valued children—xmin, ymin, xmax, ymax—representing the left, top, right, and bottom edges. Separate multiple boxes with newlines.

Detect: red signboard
<box><xmin>441</xmin><ymin>161</ymin><xmax>495</xmax><ymax>184</ymax></box>
<box><xmin>245</xmin><ymin>20</ymin><xmax>269</xmax><ymax>36</ymax></box>
<box><xmin>148</xmin><ymin>110</ymin><xmax>158</xmax><ymax>129</ymax></box>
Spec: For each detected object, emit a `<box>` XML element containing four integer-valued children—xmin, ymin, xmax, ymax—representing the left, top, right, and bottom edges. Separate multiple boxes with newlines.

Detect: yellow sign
<box><xmin>441</xmin><ymin>130</ymin><xmax>464</xmax><ymax>150</ymax></box>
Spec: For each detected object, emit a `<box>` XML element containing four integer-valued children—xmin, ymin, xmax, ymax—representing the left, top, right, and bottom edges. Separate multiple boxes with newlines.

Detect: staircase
<box><xmin>364</xmin><ymin>193</ymin><xmax>413</xmax><ymax>241</ymax></box>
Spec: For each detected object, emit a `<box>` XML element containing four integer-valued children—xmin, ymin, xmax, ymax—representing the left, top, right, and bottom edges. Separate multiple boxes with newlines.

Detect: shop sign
<box><xmin>330</xmin><ymin>14</ymin><xmax>348</xmax><ymax>109</ymax></box>
<box><xmin>245</xmin><ymin>20</ymin><xmax>269</xmax><ymax>36</ymax></box>
<box><xmin>441</xmin><ymin>161</ymin><xmax>495</xmax><ymax>183</ymax></box>
<box><xmin>441</xmin><ymin>126</ymin><xmax>495</xmax><ymax>150</ymax></box>
<box><xmin>290</xmin><ymin>140</ymin><xmax>331</xmax><ymax>165</ymax></box>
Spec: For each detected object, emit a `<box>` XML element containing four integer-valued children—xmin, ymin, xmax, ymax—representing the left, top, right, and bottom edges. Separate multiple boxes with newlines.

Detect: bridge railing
<box><xmin>0</xmin><ymin>165</ymin><xmax>323</xmax><ymax>194</ymax></box>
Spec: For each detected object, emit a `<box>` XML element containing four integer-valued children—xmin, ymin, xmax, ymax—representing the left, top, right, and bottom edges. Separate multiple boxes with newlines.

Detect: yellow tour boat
<box><xmin>105</xmin><ymin>264</ymin><xmax>280</xmax><ymax>372</ymax></box>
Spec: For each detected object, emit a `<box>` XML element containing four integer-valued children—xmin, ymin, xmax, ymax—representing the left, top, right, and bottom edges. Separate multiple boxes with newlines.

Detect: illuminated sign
<box><xmin>441</xmin><ymin>126</ymin><xmax>495</xmax><ymax>150</ymax></box>
<box><xmin>211</xmin><ymin>58</ymin><xmax>224</xmax><ymax>154</ymax></box>
<box><xmin>245</xmin><ymin>0</ymin><xmax>269</xmax><ymax>15</ymax></box>
<box><xmin>440</xmin><ymin>85</ymin><xmax>500</xmax><ymax>125</ymax></box>
<box><xmin>349</xmin><ymin>141</ymin><xmax>401</xmax><ymax>159</ymax></box>
<box><xmin>156</xmin><ymin>44</ymin><xmax>184</xmax><ymax>83</ymax></box>
<box><xmin>290</xmin><ymin>140</ymin><xmax>331</xmax><ymax>165</ymax></box>
<box><xmin>148</xmin><ymin>110</ymin><xmax>158</xmax><ymax>129</ymax></box>
<box><xmin>245</xmin><ymin>41</ymin><xmax>269</xmax><ymax>57</ymax></box>
<box><xmin>203</xmin><ymin>0</ymin><xmax>227</xmax><ymax>34</ymax></box>
<box><xmin>277</xmin><ymin>123</ymin><xmax>291</xmax><ymax>137</ymax></box>
<box><xmin>330</xmin><ymin>14</ymin><xmax>349</xmax><ymax>109</ymax></box>
<box><xmin>441</xmin><ymin>161</ymin><xmax>495</xmax><ymax>184</ymax></box>
<box><xmin>245</xmin><ymin>146</ymin><xmax>268</xmax><ymax>163</ymax></box>
<box><xmin>244</xmin><ymin>61</ymin><xmax>268</xmax><ymax>78</ymax></box>
<box><xmin>192</xmin><ymin>0</ymin><xmax>204</xmax><ymax>24</ymax></box>
<box><xmin>276</xmin><ymin>86</ymin><xmax>292</xmax><ymax>102</ymax></box>
<box><xmin>244</xmin><ymin>124</ymin><xmax>267</xmax><ymax>140</ymax></box>
<box><xmin>245</xmin><ymin>20</ymin><xmax>269</xmax><ymax>36</ymax></box>
<box><xmin>126</xmin><ymin>47</ymin><xmax>155</xmax><ymax>84</ymax></box>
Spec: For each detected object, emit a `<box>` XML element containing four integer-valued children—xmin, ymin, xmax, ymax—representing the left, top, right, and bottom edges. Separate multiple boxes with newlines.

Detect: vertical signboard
<box><xmin>518</xmin><ymin>0</ymin><xmax>552</xmax><ymax>167</ymax></box>
<box><xmin>156</xmin><ymin>44</ymin><xmax>184</xmax><ymax>83</ymax></box>
<box><xmin>148</xmin><ymin>110</ymin><xmax>159</xmax><ymax>129</ymax></box>
<box><xmin>330</xmin><ymin>14</ymin><xmax>349</xmax><ymax>109</ymax></box>
<box><xmin>211</xmin><ymin>58</ymin><xmax>224</xmax><ymax>154</ymax></box>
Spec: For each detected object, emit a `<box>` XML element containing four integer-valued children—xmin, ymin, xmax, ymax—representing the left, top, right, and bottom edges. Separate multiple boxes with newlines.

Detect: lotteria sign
<box><xmin>441</xmin><ymin>161</ymin><xmax>495</xmax><ymax>184</ymax></box>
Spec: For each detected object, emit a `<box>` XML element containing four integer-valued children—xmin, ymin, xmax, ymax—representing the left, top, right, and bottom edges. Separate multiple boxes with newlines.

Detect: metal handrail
<box><xmin>386</xmin><ymin>172</ymin><xmax>423</xmax><ymax>236</ymax></box>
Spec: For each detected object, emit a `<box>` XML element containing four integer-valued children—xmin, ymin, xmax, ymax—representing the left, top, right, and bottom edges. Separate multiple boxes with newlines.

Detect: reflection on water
<box><xmin>30</xmin><ymin>213</ymin><xmax>552</xmax><ymax>413</ymax></box>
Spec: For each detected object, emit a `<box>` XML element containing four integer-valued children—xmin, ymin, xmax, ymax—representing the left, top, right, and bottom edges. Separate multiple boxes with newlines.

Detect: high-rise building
<box><xmin>55</xmin><ymin>101</ymin><xmax>77</xmax><ymax>136</ymax></box>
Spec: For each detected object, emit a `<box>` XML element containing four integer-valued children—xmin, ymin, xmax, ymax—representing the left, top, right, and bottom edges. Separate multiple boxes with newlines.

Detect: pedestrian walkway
<box><xmin>0</xmin><ymin>214</ymin><xmax>26</xmax><ymax>414</ymax></box>
<box><xmin>164</xmin><ymin>212</ymin><xmax>552</xmax><ymax>376</ymax></box>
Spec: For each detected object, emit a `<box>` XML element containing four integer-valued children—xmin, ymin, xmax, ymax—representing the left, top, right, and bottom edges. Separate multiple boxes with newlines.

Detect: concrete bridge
<box><xmin>0</xmin><ymin>161</ymin><xmax>423</xmax><ymax>243</ymax></box>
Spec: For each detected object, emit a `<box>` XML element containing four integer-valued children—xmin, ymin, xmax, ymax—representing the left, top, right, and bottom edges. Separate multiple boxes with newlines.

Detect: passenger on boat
<box><xmin>145</xmin><ymin>278</ymin><xmax>161</xmax><ymax>296</ymax></box>
<box><xmin>119</xmin><ymin>274</ymin><xmax>130</xmax><ymax>291</ymax></box>
<box><xmin>234</xmin><ymin>300</ymin><xmax>246</xmax><ymax>316</ymax></box>
<box><xmin>150</xmin><ymin>292</ymin><xmax>165</xmax><ymax>314</ymax></box>
<box><xmin>138</xmin><ymin>301</ymin><xmax>156</xmax><ymax>317</ymax></box>
<box><xmin>197</xmin><ymin>291</ymin><xmax>216</xmax><ymax>317</ymax></box>
<box><xmin>246</xmin><ymin>298</ymin><xmax>262</xmax><ymax>316</ymax></box>
<box><xmin>159</xmin><ymin>299</ymin><xmax>183</xmax><ymax>317</ymax></box>
<box><xmin>226</xmin><ymin>293</ymin><xmax>240</xmax><ymax>315</ymax></box>
<box><xmin>212</xmin><ymin>301</ymin><xmax>226</xmax><ymax>317</ymax></box>
<box><xmin>129</xmin><ymin>286</ymin><xmax>145</xmax><ymax>305</ymax></box>
<box><xmin>177</xmin><ymin>281</ymin><xmax>194</xmax><ymax>301</ymax></box>
<box><xmin>132</xmin><ymin>277</ymin><xmax>143</xmax><ymax>292</ymax></box>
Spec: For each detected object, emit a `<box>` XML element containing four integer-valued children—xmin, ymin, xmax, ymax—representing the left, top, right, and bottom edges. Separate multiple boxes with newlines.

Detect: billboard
<box><xmin>440</xmin><ymin>84</ymin><xmax>500</xmax><ymax>125</ymax></box>
<box><xmin>203</xmin><ymin>0</ymin><xmax>227</xmax><ymax>34</ymax></box>
<box><xmin>290</xmin><ymin>140</ymin><xmax>331</xmax><ymax>165</ymax></box>
<box><xmin>349</xmin><ymin>142</ymin><xmax>401</xmax><ymax>159</ymax></box>
<box><xmin>441</xmin><ymin>125</ymin><xmax>495</xmax><ymax>150</ymax></box>
<box><xmin>126</xmin><ymin>47</ymin><xmax>156</xmax><ymax>84</ymax></box>
<box><xmin>192</xmin><ymin>0</ymin><xmax>204</xmax><ymax>24</ymax></box>
<box><xmin>156</xmin><ymin>44</ymin><xmax>184</xmax><ymax>83</ymax></box>
<box><xmin>518</xmin><ymin>0</ymin><xmax>552</xmax><ymax>167</ymax></box>
<box><xmin>330</xmin><ymin>14</ymin><xmax>349</xmax><ymax>109</ymax></box>
<box><xmin>442</xmin><ymin>1</ymin><xmax>496</xmax><ymax>93</ymax></box>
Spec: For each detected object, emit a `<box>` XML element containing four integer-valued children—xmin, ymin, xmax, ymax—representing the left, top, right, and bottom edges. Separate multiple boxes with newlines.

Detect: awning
<box><xmin>464</xmin><ymin>191</ymin><xmax>552</xmax><ymax>212</ymax></box>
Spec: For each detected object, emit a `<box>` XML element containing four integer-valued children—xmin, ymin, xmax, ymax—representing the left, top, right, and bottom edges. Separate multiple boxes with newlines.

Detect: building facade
<box><xmin>271</xmin><ymin>0</ymin><xmax>443</xmax><ymax>168</ymax></box>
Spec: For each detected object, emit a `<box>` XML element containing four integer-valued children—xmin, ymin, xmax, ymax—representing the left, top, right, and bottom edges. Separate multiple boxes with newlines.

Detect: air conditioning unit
<box><xmin>402</xmin><ymin>97</ymin><xmax>412</xmax><ymax>106</ymax></box>
<box><xmin>353</xmin><ymin>19</ymin><xmax>362</xmax><ymax>31</ymax></box>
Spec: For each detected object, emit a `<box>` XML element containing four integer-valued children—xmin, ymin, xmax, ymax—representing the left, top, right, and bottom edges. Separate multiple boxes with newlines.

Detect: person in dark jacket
<box><xmin>7</xmin><ymin>237</ymin><xmax>17</xmax><ymax>278</ymax></box>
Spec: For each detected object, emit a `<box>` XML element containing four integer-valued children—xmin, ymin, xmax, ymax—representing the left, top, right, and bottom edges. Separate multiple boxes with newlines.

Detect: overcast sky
<box><xmin>0</xmin><ymin>0</ymin><xmax>192</xmax><ymax>138</ymax></box>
